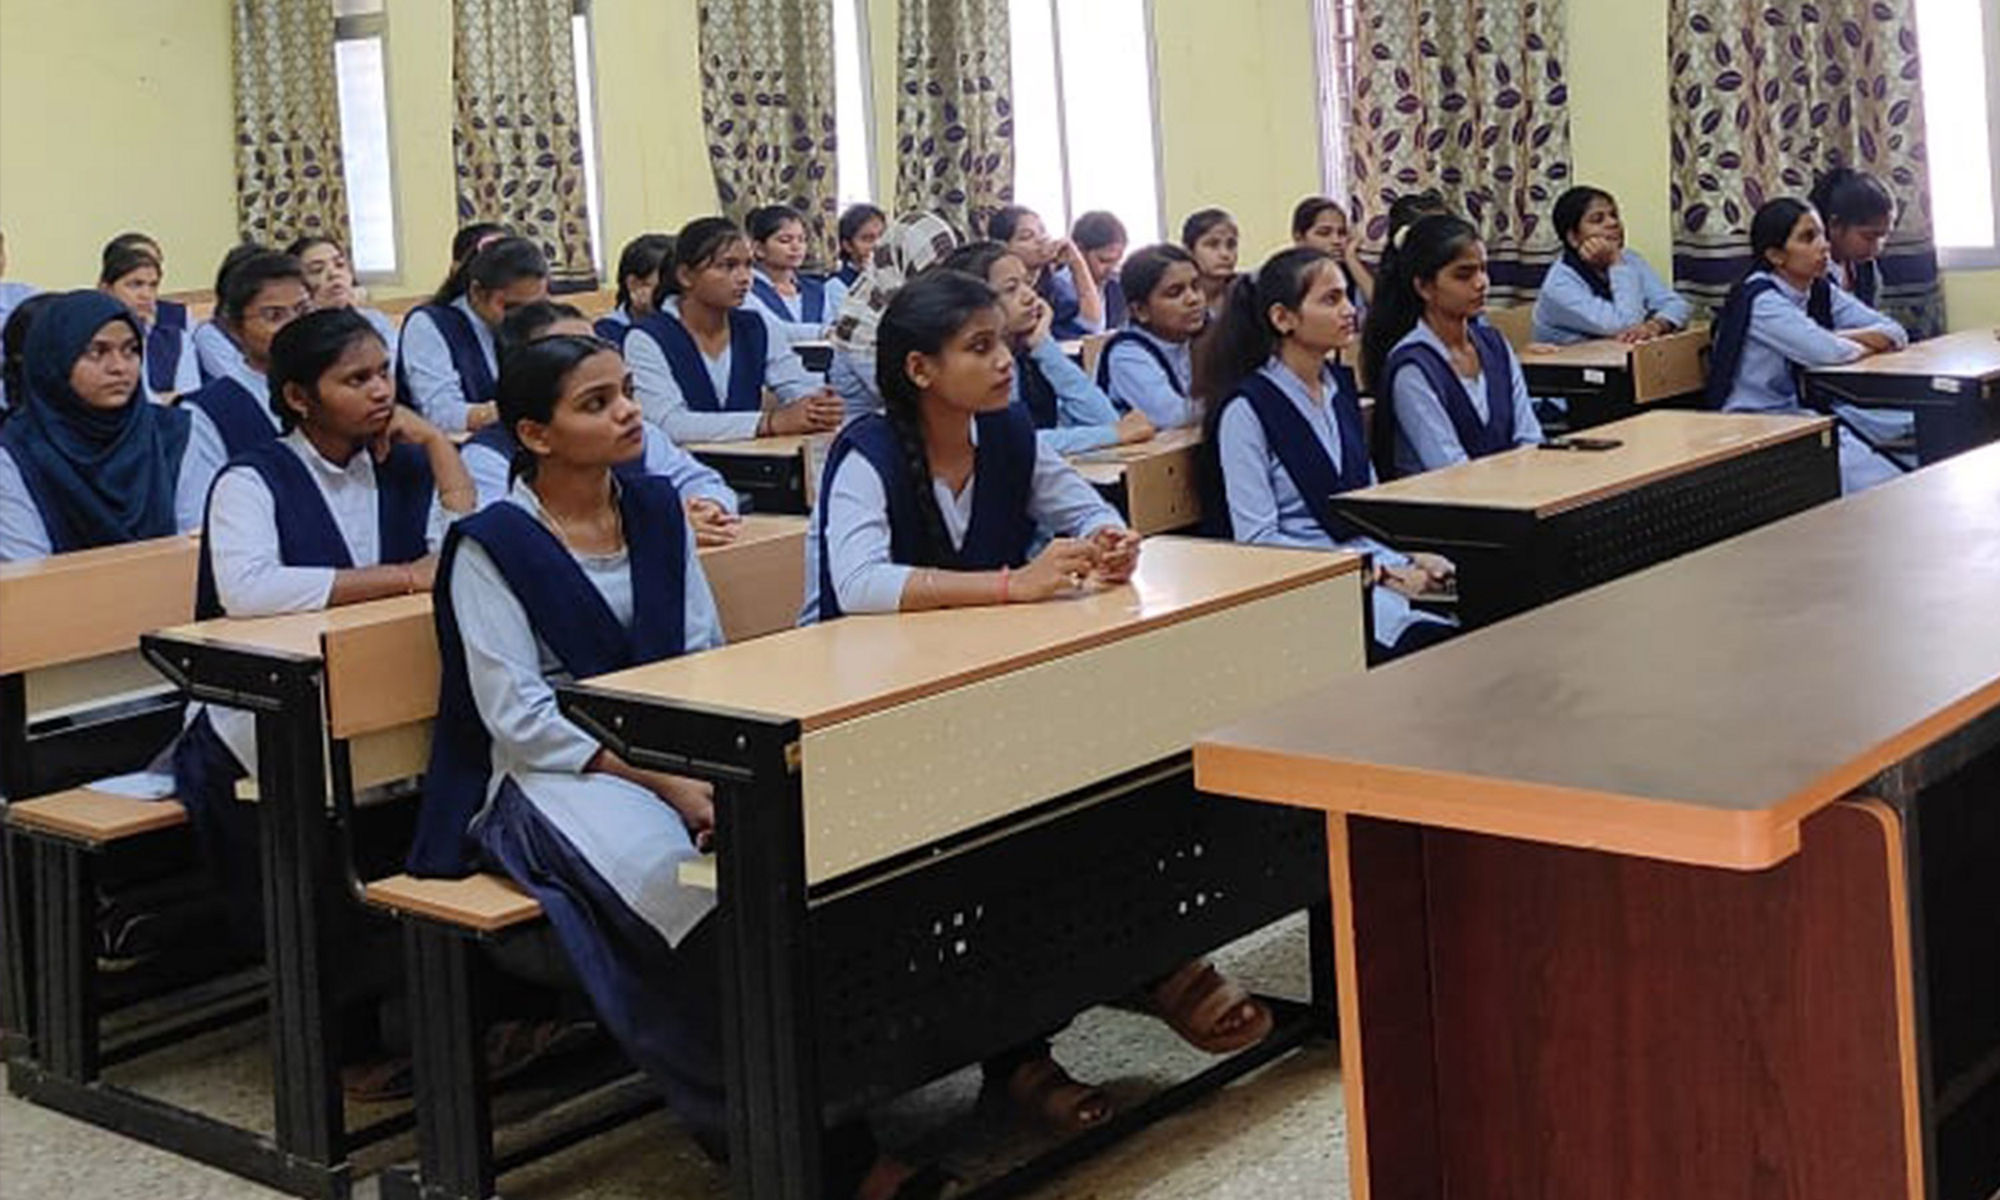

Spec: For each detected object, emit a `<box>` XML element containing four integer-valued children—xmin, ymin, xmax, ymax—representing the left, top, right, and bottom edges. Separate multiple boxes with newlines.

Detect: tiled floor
<box><xmin>0</xmin><ymin>916</ymin><xmax>1348</xmax><ymax>1199</ymax></box>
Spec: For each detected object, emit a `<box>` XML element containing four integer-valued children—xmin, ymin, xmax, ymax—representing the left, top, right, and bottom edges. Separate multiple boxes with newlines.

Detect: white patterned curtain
<box><xmin>894</xmin><ymin>0</ymin><xmax>1014</xmax><ymax>240</ymax></box>
<box><xmin>234</xmin><ymin>0</ymin><xmax>352</xmax><ymax>247</ymax></box>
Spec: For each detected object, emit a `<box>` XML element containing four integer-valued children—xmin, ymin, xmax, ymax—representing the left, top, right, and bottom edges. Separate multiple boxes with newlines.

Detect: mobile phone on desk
<box><xmin>1540</xmin><ymin>436</ymin><xmax>1622</xmax><ymax>451</ymax></box>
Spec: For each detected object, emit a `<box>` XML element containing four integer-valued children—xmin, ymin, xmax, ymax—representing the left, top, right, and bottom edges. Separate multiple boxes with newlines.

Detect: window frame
<box><xmin>333</xmin><ymin>3</ymin><xmax>399</xmax><ymax>285</ymax></box>
<box><xmin>1310</xmin><ymin>0</ymin><xmax>1357</xmax><ymax>207</ymax></box>
<box><xmin>571</xmin><ymin>0</ymin><xmax>606</xmax><ymax>279</ymax></box>
<box><xmin>833</xmin><ymin>0</ymin><xmax>879</xmax><ymax>207</ymax></box>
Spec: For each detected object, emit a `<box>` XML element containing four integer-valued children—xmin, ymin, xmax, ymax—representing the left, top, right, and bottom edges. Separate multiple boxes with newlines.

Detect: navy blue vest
<box><xmin>592</xmin><ymin>311</ymin><xmax>630</xmax><ymax>344</ymax></box>
<box><xmin>815</xmin><ymin>408</ymin><xmax>1038</xmax><ymax>621</ymax></box>
<box><xmin>1017</xmin><ymin>350</ymin><xmax>1061</xmax><ymax>429</ymax></box>
<box><xmin>396</xmin><ymin>303</ymin><xmax>494</xmax><ymax>413</ymax></box>
<box><xmin>183</xmin><ymin>375</ymin><xmax>276</xmax><ymax>457</ymax></box>
<box><xmin>835</xmin><ymin>263</ymin><xmax>862</xmax><ymax>288</ymax></box>
<box><xmin>145</xmin><ymin>322</ymin><xmax>185</xmax><ymax>395</ymax></box>
<box><xmin>194</xmin><ymin>439</ymin><xmax>434</xmax><ymax>620</ymax></box>
<box><xmin>1094</xmin><ymin>330</ymin><xmax>1187</xmax><ymax>413</ymax></box>
<box><xmin>407</xmin><ymin>474</ymin><xmax>689</xmax><ymax>877</ymax></box>
<box><xmin>1209</xmin><ymin>369</ymin><xmax>1371</xmax><ymax>543</ymax></box>
<box><xmin>1846</xmin><ymin>259</ymin><xmax>1881</xmax><ymax>309</ymax></box>
<box><xmin>636</xmin><ymin>308</ymin><xmax>769</xmax><ymax>413</ymax></box>
<box><xmin>752</xmin><ymin>275</ymin><xmax>827</xmax><ymax>325</ymax></box>
<box><xmin>1379</xmin><ymin>323</ymin><xmax>1516</xmax><ymax>476</ymax></box>
<box><xmin>1705</xmin><ymin>272</ymin><xmax>1835</xmax><ymax>409</ymax></box>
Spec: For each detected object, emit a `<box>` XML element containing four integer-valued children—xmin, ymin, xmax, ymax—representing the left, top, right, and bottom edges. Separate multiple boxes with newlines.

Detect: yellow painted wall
<box><xmin>0</xmin><ymin>0</ymin><xmax>237</xmax><ymax>291</ymax></box>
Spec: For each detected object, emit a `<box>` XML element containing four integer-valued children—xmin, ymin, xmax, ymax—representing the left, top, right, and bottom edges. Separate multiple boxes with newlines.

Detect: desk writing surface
<box><xmin>681</xmin><ymin>433</ymin><xmax>819</xmax><ymax>459</ymax></box>
<box><xmin>1</xmin><ymin>535</ymin><xmax>199</xmax><ymax>674</ymax></box>
<box><xmin>1339</xmin><ymin>410</ymin><xmax>1828</xmax><ymax>518</ymax></box>
<box><xmin>1198</xmin><ymin>440</ymin><xmax>2000</xmax><ymax>871</ymax></box>
<box><xmin>582</xmin><ymin>537</ymin><xmax>1360</xmax><ymax>733</ymax></box>
<box><xmin>1519</xmin><ymin>338</ymin><xmax>1632</xmax><ymax>370</ymax></box>
<box><xmin>1068</xmin><ymin>425</ymin><xmax>1204</xmax><ymax>467</ymax></box>
<box><xmin>1811</xmin><ymin>329</ymin><xmax>2000</xmax><ymax>381</ymax></box>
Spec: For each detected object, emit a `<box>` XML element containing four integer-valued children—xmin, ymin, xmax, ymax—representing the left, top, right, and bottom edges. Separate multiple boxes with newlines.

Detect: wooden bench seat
<box><xmin>364</xmin><ymin>872</ymin><xmax>543</xmax><ymax>933</ymax></box>
<box><xmin>6</xmin><ymin>789</ymin><xmax>186</xmax><ymax>847</ymax></box>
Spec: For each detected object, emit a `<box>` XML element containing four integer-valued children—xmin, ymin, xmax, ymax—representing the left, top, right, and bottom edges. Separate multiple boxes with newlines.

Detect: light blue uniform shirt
<box><xmin>1388</xmin><ymin>320</ymin><xmax>1544</xmax><ymax>477</ymax></box>
<box><xmin>745</xmin><ymin>270</ymin><xmax>848</xmax><ymax>344</ymax></box>
<box><xmin>623</xmin><ymin>297</ymin><xmax>821</xmax><ymax>444</ymax></box>
<box><xmin>0</xmin><ymin>281</ymin><xmax>38</xmax><ymax>411</ymax></box>
<box><xmin>461</xmin><ymin>425</ymin><xmax>740</xmax><ymax>514</ymax></box>
<box><xmin>400</xmin><ymin>295</ymin><xmax>500</xmax><ymax>434</ymax></box>
<box><xmin>828</xmin><ymin>349</ymin><xmax>882</xmax><ymax>421</ymax></box>
<box><xmin>1017</xmin><ymin>336</ymin><xmax>1122</xmax><ymax>455</ymax></box>
<box><xmin>0</xmin><ymin>406</ymin><xmax>226</xmax><ymax>561</ymax></box>
<box><xmin>357</xmin><ymin>306</ymin><xmax>399</xmax><ymax>360</ymax></box>
<box><xmin>1101</xmin><ymin>325</ymin><xmax>1198</xmax><ymax>429</ymax></box>
<box><xmin>193</xmin><ymin>320</ymin><xmax>248</xmax><ymax>386</ymax></box>
<box><xmin>1531</xmin><ymin>250</ymin><xmax>1692</xmax><ymax>345</ymax></box>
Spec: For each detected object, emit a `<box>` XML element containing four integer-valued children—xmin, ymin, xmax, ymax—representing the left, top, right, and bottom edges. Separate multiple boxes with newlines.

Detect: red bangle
<box><xmin>999</xmin><ymin>565</ymin><xmax>1011</xmax><ymax>604</ymax></box>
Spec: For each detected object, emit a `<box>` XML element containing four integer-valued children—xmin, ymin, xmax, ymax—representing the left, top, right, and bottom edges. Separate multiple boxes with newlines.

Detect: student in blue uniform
<box><xmin>1293</xmin><ymin>196</ymin><xmax>1375</xmax><ymax>321</ymax></box>
<box><xmin>1807</xmin><ymin>167</ymin><xmax>1917</xmax><ymax>458</ymax></box>
<box><xmin>1530</xmin><ymin>186</ymin><xmax>1691</xmax><ymax>346</ymax></box>
<box><xmin>0</xmin><ymin>231</ymin><xmax>37</xmax><ymax>412</ymax></box>
<box><xmin>1181</xmin><ymin>208</ymin><xmax>1241</xmax><ymax>322</ymax></box>
<box><xmin>0</xmin><ymin>291</ymin><xmax>225</xmax><ymax>561</ymax></box>
<box><xmin>0</xmin><ymin>293</ymin><xmax>57</xmax><ymax>427</ymax></box>
<box><xmin>826</xmin><ymin>212</ymin><xmax>960</xmax><ymax>420</ymax></box>
<box><xmin>597</xmin><ymin>233</ymin><xmax>675</xmax><ymax>344</ymax></box>
<box><xmin>1198</xmin><ymin>249</ymin><xmax>1456</xmax><ymax>663</ymax></box>
<box><xmin>1374</xmin><ymin>190</ymin><xmax>1451</xmax><ymax>282</ymax></box>
<box><xmin>98</xmin><ymin>242</ymin><xmax>200</xmax><ymax>402</ymax></box>
<box><xmin>179</xmin><ymin>251</ymin><xmax>313</xmax><ymax>455</ymax></box>
<box><xmin>625</xmin><ymin>216</ymin><xmax>841</xmax><ymax>443</ymax></box>
<box><xmin>940</xmin><ymin>241</ymin><xmax>1151</xmax><ymax>455</ymax></box>
<box><xmin>1362</xmin><ymin>214</ymin><xmax>1544</xmax><ymax>477</ymax></box>
<box><xmin>1071</xmin><ymin>211</ymin><xmax>1129</xmax><ymax>330</ymax></box>
<box><xmin>191</xmin><ymin>243</ymin><xmax>270</xmax><ymax>384</ymax></box>
<box><xmin>102</xmin><ymin>232</ymin><xmax>195</xmax><ymax>378</ymax></box>
<box><xmin>433</xmin><ymin>221</ymin><xmax>513</xmax><ymax>302</ymax></box>
<box><xmin>834</xmin><ymin>203</ymin><xmax>887</xmax><ymax>287</ymax></box>
<box><xmin>398</xmin><ymin>235</ymin><xmax>550</xmax><ymax>434</ymax></box>
<box><xmin>988</xmin><ymin>205</ymin><xmax>1104</xmax><ymax>339</ymax></box>
<box><xmin>466</xmin><ymin>300</ymin><xmax>740</xmax><ymax>544</ymax></box>
<box><xmin>287</xmin><ymin>235</ymin><xmax>399</xmax><ymax>356</ymax></box>
<box><xmin>1707</xmin><ymin>197</ymin><xmax>1909</xmax><ymax>493</ymax></box>
<box><xmin>745</xmin><ymin>204</ymin><xmax>844</xmax><ymax>341</ymax></box>
<box><xmin>1096</xmin><ymin>244</ymin><xmax>1207</xmax><ymax>427</ymax></box>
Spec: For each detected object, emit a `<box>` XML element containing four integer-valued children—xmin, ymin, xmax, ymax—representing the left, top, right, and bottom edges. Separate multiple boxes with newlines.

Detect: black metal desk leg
<box><xmin>388</xmin><ymin>922</ymin><xmax>493</xmax><ymax>1200</ymax></box>
<box><xmin>2</xmin><ymin>825</ymin><xmax>37</xmax><ymax>1068</ymax></box>
<box><xmin>29</xmin><ymin>836</ymin><xmax>95</xmax><ymax>1082</ymax></box>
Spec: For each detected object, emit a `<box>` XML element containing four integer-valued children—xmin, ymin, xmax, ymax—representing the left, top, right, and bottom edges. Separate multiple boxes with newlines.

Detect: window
<box><xmin>833</xmin><ymin>0</ymin><xmax>877</xmax><ymax>207</ymax></box>
<box><xmin>333</xmin><ymin>0</ymin><xmax>396</xmax><ymax>277</ymax></box>
<box><xmin>1914</xmin><ymin>0</ymin><xmax>2000</xmax><ymax>262</ymax></box>
<box><xmin>1312</xmin><ymin>0</ymin><xmax>1360</xmax><ymax>204</ymax></box>
<box><xmin>1007</xmin><ymin>0</ymin><xmax>1163</xmax><ymax>243</ymax></box>
<box><xmin>571</xmin><ymin>0</ymin><xmax>605</xmax><ymax>275</ymax></box>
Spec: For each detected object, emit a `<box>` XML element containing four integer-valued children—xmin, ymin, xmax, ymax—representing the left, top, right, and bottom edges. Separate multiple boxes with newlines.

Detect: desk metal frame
<box><xmin>693</xmin><ymin>447</ymin><xmax>811</xmax><ymax>516</ymax></box>
<box><xmin>1804</xmin><ymin>369</ymin><xmax>2000</xmax><ymax>465</ymax></box>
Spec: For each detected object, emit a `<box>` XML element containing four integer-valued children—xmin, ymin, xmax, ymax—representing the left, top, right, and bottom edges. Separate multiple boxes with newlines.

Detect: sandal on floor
<box><xmin>341</xmin><ymin>1056</ymin><xmax>415</xmax><ymax>1104</ymax></box>
<box><xmin>1147</xmin><ymin>960</ymin><xmax>1274</xmax><ymax>1055</ymax></box>
<box><xmin>996</xmin><ymin>1054</ymin><xmax>1113</xmax><ymax>1135</ymax></box>
<box><xmin>486</xmin><ymin>1017</ymin><xmax>599</xmax><ymax>1086</ymax></box>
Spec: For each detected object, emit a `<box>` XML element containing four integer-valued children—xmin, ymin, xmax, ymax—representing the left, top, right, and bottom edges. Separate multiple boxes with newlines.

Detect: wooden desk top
<box><xmin>1807</xmin><ymin>328</ymin><xmax>2000</xmax><ymax>381</ymax></box>
<box><xmin>1337</xmin><ymin>410</ymin><xmax>1829</xmax><ymax>518</ymax></box>
<box><xmin>1519</xmin><ymin>338</ymin><xmax>1631</xmax><ymax>370</ymax></box>
<box><xmin>1198</xmin><ymin>440</ymin><xmax>2000</xmax><ymax>871</ymax></box>
<box><xmin>580</xmin><ymin>537</ymin><xmax>1360</xmax><ymax>733</ymax></box>
<box><xmin>1068</xmin><ymin>426</ymin><xmax>1204</xmax><ymax>486</ymax></box>
<box><xmin>682</xmin><ymin>433</ymin><xmax>823</xmax><ymax>459</ymax></box>
<box><xmin>2</xmin><ymin>536</ymin><xmax>200</xmax><ymax>675</ymax></box>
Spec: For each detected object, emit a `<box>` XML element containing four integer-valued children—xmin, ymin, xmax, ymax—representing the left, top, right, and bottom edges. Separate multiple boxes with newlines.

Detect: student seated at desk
<box><xmin>175</xmin><ymin>308</ymin><xmax>474</xmax><ymax>942</ymax></box>
<box><xmin>1199</xmin><ymin>248</ymin><xmax>1456</xmax><ymax>663</ymax></box>
<box><xmin>625</xmin><ymin>216</ymin><xmax>840</xmax><ymax>443</ymax></box>
<box><xmin>190</xmin><ymin>242</ymin><xmax>269</xmax><ymax>385</ymax></box>
<box><xmin>288</xmin><ymin>234</ymin><xmax>399</xmax><ymax>357</ymax></box>
<box><xmin>1809</xmin><ymin>167</ymin><xmax>1918</xmax><ymax>455</ymax></box>
<box><xmin>1531</xmin><ymin>185</ymin><xmax>1691</xmax><ymax>346</ymax></box>
<box><xmin>940</xmin><ymin>240</ymin><xmax>1151</xmax><ymax>455</ymax></box>
<box><xmin>464</xmin><ymin>300</ymin><xmax>740</xmax><ymax>544</ymax></box>
<box><xmin>98</xmin><ymin>241</ymin><xmax>199</xmax><ymax>402</ymax></box>
<box><xmin>410</xmin><ymin>334</ymin><xmax>948</xmax><ymax>1198</ymax></box>
<box><xmin>0</xmin><ymin>292</ymin><xmax>56</xmax><ymax>427</ymax></box>
<box><xmin>0</xmin><ymin>291</ymin><xmax>224</xmax><ymax>560</ymax></box>
<box><xmin>989</xmin><ymin>204</ymin><xmax>1103</xmax><ymax>339</ymax></box>
<box><xmin>1097</xmin><ymin>244</ymin><xmax>1206</xmax><ymax>427</ymax></box>
<box><xmin>398</xmin><ymin>236</ymin><xmax>551</xmax><ymax>435</ymax></box>
<box><xmin>1374</xmin><ymin>190</ymin><xmax>1451</xmax><ymax>281</ymax></box>
<box><xmin>745</xmin><ymin>204</ymin><xmax>844</xmax><ymax>341</ymax></box>
<box><xmin>1707</xmin><ymin>197</ymin><xmax>1910</xmax><ymax>494</ymax></box>
<box><xmin>826</xmin><ymin>211</ymin><xmax>960</xmax><ymax>420</ymax></box>
<box><xmin>1293</xmin><ymin>196</ymin><xmax>1375</xmax><ymax>321</ymax></box>
<box><xmin>101</xmin><ymin>231</ymin><xmax>196</xmax><ymax>382</ymax></box>
<box><xmin>1182</xmin><ymin>208</ymin><xmax>1241</xmax><ymax>323</ymax></box>
<box><xmin>817</xmin><ymin>269</ymin><xmax>1277</xmax><ymax>1116</ymax></box>
<box><xmin>180</xmin><ymin>251</ymin><xmax>313</xmax><ymax>455</ymax></box>
<box><xmin>596</xmin><ymin>232</ymin><xmax>674</xmax><ymax>344</ymax></box>
<box><xmin>1363</xmin><ymin>214</ymin><xmax>1544</xmax><ymax>477</ymax></box>
<box><xmin>834</xmin><ymin>202</ymin><xmax>887</xmax><ymax>289</ymax></box>
<box><xmin>1072</xmin><ymin>210</ymin><xmax>1130</xmax><ymax>330</ymax></box>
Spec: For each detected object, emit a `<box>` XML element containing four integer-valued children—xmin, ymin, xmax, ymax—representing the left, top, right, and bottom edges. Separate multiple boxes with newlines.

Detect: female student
<box><xmin>98</xmin><ymin>241</ymin><xmax>200</xmax><ymax>401</ymax></box>
<box><xmin>180</xmin><ymin>251</ymin><xmax>313</xmax><ymax>455</ymax></box>
<box><xmin>0</xmin><ymin>292</ymin><xmax>56</xmax><ymax>425</ymax></box>
<box><xmin>1096</xmin><ymin>244</ymin><xmax>1206</xmax><ymax>428</ymax></box>
<box><xmin>398</xmin><ymin>236</ymin><xmax>550</xmax><ymax>434</ymax></box>
<box><xmin>1530</xmin><ymin>186</ymin><xmax>1691</xmax><ymax>345</ymax></box>
<box><xmin>463</xmin><ymin>300</ymin><xmax>740</xmax><ymax>545</ymax></box>
<box><xmin>1199</xmin><ymin>249</ymin><xmax>1456</xmax><ymax>663</ymax></box>
<box><xmin>1375</xmin><ymin>190</ymin><xmax>1450</xmax><ymax>280</ymax></box>
<box><xmin>192</xmin><ymin>243</ymin><xmax>270</xmax><ymax>384</ymax></box>
<box><xmin>816</xmin><ymin>271</ymin><xmax>1275</xmax><ymax>1101</ymax></box>
<box><xmin>102</xmin><ymin>232</ymin><xmax>193</xmax><ymax>377</ymax></box>
<box><xmin>834</xmin><ymin>202</ymin><xmax>887</xmax><ymax>287</ymax></box>
<box><xmin>1362</xmin><ymin>214</ymin><xmax>1544</xmax><ymax>477</ymax></box>
<box><xmin>175</xmin><ymin>309</ymin><xmax>473</xmax><ymax>937</ymax></box>
<box><xmin>745</xmin><ymin>204</ymin><xmax>844</xmax><ymax>341</ymax></box>
<box><xmin>1811</xmin><ymin>167</ymin><xmax>1897</xmax><ymax>308</ymax></box>
<box><xmin>1707</xmin><ymin>197</ymin><xmax>1910</xmax><ymax>493</ymax></box>
<box><xmin>988</xmin><ymin>205</ymin><xmax>1104</xmax><ymax>339</ymax></box>
<box><xmin>287</xmin><ymin>235</ymin><xmax>399</xmax><ymax>355</ymax></box>
<box><xmin>625</xmin><ymin>217</ymin><xmax>840</xmax><ymax>444</ymax></box>
<box><xmin>435</xmin><ymin>221</ymin><xmax>513</xmax><ymax>302</ymax></box>
<box><xmin>826</xmin><ymin>211</ymin><xmax>959</xmax><ymax>419</ymax></box>
<box><xmin>597</xmin><ymin>233</ymin><xmax>675</xmax><ymax>344</ymax></box>
<box><xmin>409</xmin><ymin>334</ymin><xmax>948</xmax><ymax>1199</ymax></box>
<box><xmin>1181</xmin><ymin>208</ymin><xmax>1241</xmax><ymax>320</ymax></box>
<box><xmin>940</xmin><ymin>241</ymin><xmax>1151</xmax><ymax>454</ymax></box>
<box><xmin>1072</xmin><ymin>210</ymin><xmax>1130</xmax><ymax>330</ymax></box>
<box><xmin>0</xmin><ymin>291</ymin><xmax>224</xmax><ymax>560</ymax></box>
<box><xmin>1293</xmin><ymin>196</ymin><xmax>1375</xmax><ymax>312</ymax></box>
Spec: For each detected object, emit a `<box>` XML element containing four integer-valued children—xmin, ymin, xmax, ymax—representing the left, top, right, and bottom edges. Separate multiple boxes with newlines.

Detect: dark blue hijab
<box><xmin>0</xmin><ymin>291</ymin><xmax>191</xmax><ymax>551</ymax></box>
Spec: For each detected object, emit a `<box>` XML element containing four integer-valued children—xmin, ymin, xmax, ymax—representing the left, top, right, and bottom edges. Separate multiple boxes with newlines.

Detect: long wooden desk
<box><xmin>1333</xmin><ymin>409</ymin><xmax>1837</xmax><ymax>626</ymax></box>
<box><xmin>1517</xmin><ymin>326</ymin><xmax>1712</xmax><ymax>427</ymax></box>
<box><xmin>557</xmin><ymin>538</ymin><xmax>1365</xmax><ymax>1199</ymax></box>
<box><xmin>1805</xmin><ymin>328</ymin><xmax>2000</xmax><ymax>464</ymax></box>
<box><xmin>685</xmin><ymin>433</ymin><xmax>828</xmax><ymax>516</ymax></box>
<box><xmin>1196</xmin><ymin>444</ymin><xmax>2000</xmax><ymax>1200</ymax></box>
<box><xmin>1069</xmin><ymin>426</ymin><xmax>1205</xmax><ymax>535</ymax></box>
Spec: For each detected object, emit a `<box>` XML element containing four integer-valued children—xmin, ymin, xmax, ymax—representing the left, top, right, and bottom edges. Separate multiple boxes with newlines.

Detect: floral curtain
<box><xmin>1347</xmin><ymin>0</ymin><xmax>1574</xmax><ymax>303</ymax></box>
<box><xmin>697</xmin><ymin>0</ymin><xmax>840</xmax><ymax>262</ymax></box>
<box><xmin>233</xmin><ymin>0</ymin><xmax>351</xmax><ymax>248</ymax></box>
<box><xmin>1668</xmin><ymin>0</ymin><xmax>1944</xmax><ymax>332</ymax></box>
<box><xmin>452</xmin><ymin>0</ymin><xmax>596</xmax><ymax>286</ymax></box>
<box><xmin>894</xmin><ymin>0</ymin><xmax>1014</xmax><ymax>240</ymax></box>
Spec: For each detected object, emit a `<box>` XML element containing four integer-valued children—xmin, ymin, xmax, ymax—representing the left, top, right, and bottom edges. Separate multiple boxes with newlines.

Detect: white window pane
<box><xmin>1054</xmin><ymin>0</ymin><xmax>1160</xmax><ymax>244</ymax></box>
<box><xmin>573</xmin><ymin>12</ymin><xmax>604</xmax><ymax>274</ymax></box>
<box><xmin>834</xmin><ymin>0</ymin><xmax>874</xmax><ymax>207</ymax></box>
<box><xmin>1915</xmin><ymin>0</ymin><xmax>1997</xmax><ymax>248</ymax></box>
<box><xmin>1008</xmin><ymin>0</ymin><xmax>1067</xmax><ymax>232</ymax></box>
<box><xmin>334</xmin><ymin>0</ymin><xmax>383</xmax><ymax>17</ymax></box>
<box><xmin>334</xmin><ymin>36</ymin><xmax>396</xmax><ymax>274</ymax></box>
